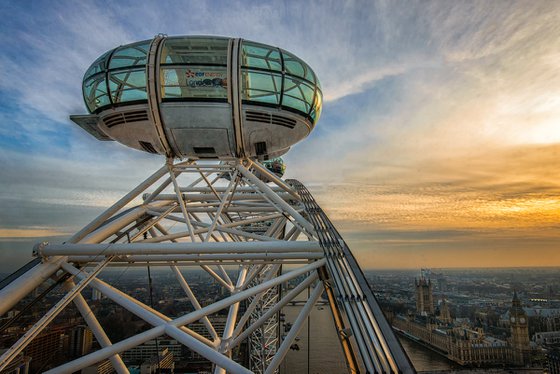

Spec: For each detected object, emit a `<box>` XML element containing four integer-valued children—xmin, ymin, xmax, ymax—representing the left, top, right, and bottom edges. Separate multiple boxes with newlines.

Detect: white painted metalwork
<box><xmin>0</xmin><ymin>159</ymin><xmax>415</xmax><ymax>373</ymax></box>
<box><xmin>247</xmin><ymin>264</ymin><xmax>281</xmax><ymax>373</ymax></box>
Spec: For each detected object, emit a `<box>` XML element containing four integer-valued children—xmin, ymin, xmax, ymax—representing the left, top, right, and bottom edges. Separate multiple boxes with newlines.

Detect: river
<box><xmin>399</xmin><ymin>335</ymin><xmax>460</xmax><ymax>372</ymax></box>
<box><xmin>280</xmin><ymin>301</ymin><xmax>457</xmax><ymax>373</ymax></box>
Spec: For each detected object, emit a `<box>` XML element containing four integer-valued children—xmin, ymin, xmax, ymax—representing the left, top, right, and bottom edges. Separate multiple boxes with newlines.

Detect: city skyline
<box><xmin>1</xmin><ymin>1</ymin><xmax>560</xmax><ymax>272</ymax></box>
<box><xmin>369</xmin><ymin>266</ymin><xmax>560</xmax><ymax>370</ymax></box>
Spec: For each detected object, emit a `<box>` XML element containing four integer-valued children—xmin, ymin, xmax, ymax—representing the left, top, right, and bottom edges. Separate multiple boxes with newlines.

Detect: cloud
<box><xmin>0</xmin><ymin>228</ymin><xmax>71</xmax><ymax>238</ymax></box>
<box><xmin>0</xmin><ymin>2</ymin><xmax>134</xmax><ymax>123</ymax></box>
<box><xmin>306</xmin><ymin>143</ymin><xmax>560</xmax><ymax>231</ymax></box>
<box><xmin>2</xmin><ymin>0</ymin><xmax>560</xmax><ymax>270</ymax></box>
<box><xmin>288</xmin><ymin>0</ymin><xmax>560</xmax><ymax>185</ymax></box>
<box><xmin>323</xmin><ymin>63</ymin><xmax>422</xmax><ymax>102</ymax></box>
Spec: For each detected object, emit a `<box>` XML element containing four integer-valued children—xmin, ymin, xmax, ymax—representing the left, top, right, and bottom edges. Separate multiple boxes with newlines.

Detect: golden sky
<box><xmin>1</xmin><ymin>1</ymin><xmax>560</xmax><ymax>270</ymax></box>
<box><xmin>286</xmin><ymin>2</ymin><xmax>560</xmax><ymax>268</ymax></box>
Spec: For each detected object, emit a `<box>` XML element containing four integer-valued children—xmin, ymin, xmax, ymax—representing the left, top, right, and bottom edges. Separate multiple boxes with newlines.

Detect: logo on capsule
<box><xmin>185</xmin><ymin>70</ymin><xmax>227</xmax><ymax>89</ymax></box>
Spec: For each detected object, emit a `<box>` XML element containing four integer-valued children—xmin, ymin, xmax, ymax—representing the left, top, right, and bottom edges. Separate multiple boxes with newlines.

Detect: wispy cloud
<box><xmin>1</xmin><ymin>0</ymin><xmax>560</xmax><ymax>270</ymax></box>
<box><xmin>0</xmin><ymin>228</ymin><xmax>71</xmax><ymax>238</ymax></box>
<box><xmin>0</xmin><ymin>2</ymin><xmax>133</xmax><ymax>122</ymax></box>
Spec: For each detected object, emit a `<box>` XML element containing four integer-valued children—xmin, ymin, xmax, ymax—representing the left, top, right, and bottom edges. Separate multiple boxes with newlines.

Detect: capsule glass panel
<box><xmin>241</xmin><ymin>70</ymin><xmax>282</xmax><ymax>105</ymax></box>
<box><xmin>109</xmin><ymin>68</ymin><xmax>147</xmax><ymax>103</ymax></box>
<box><xmin>241</xmin><ymin>41</ymin><xmax>282</xmax><ymax>71</ymax></box>
<box><xmin>282</xmin><ymin>50</ymin><xmax>316</xmax><ymax>83</ymax></box>
<box><xmin>108</xmin><ymin>41</ymin><xmax>150</xmax><ymax>70</ymax></box>
<box><xmin>310</xmin><ymin>88</ymin><xmax>323</xmax><ymax>123</ymax></box>
<box><xmin>282</xmin><ymin>76</ymin><xmax>314</xmax><ymax>114</ymax></box>
<box><xmin>84</xmin><ymin>50</ymin><xmax>111</xmax><ymax>79</ymax></box>
<box><xmin>160</xmin><ymin>37</ymin><xmax>229</xmax><ymax>65</ymax></box>
<box><xmin>262</xmin><ymin>157</ymin><xmax>286</xmax><ymax>177</ymax></box>
<box><xmin>83</xmin><ymin>74</ymin><xmax>110</xmax><ymax>112</ymax></box>
<box><xmin>161</xmin><ymin>66</ymin><xmax>228</xmax><ymax>99</ymax></box>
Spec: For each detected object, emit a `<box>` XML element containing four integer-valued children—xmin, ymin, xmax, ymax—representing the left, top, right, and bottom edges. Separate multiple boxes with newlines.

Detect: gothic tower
<box><xmin>415</xmin><ymin>276</ymin><xmax>434</xmax><ymax>315</ymax></box>
<box><xmin>439</xmin><ymin>297</ymin><xmax>452</xmax><ymax>325</ymax></box>
<box><xmin>510</xmin><ymin>291</ymin><xmax>530</xmax><ymax>365</ymax></box>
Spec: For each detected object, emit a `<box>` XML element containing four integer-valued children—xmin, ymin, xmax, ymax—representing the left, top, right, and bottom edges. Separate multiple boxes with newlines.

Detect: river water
<box><xmin>281</xmin><ymin>301</ymin><xmax>347</xmax><ymax>373</ymax></box>
<box><xmin>280</xmin><ymin>301</ymin><xmax>456</xmax><ymax>373</ymax></box>
<box><xmin>399</xmin><ymin>335</ymin><xmax>460</xmax><ymax>372</ymax></box>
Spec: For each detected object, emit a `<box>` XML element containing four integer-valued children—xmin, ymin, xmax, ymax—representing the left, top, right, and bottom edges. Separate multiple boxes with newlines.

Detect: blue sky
<box><xmin>1</xmin><ymin>0</ymin><xmax>560</xmax><ymax>272</ymax></box>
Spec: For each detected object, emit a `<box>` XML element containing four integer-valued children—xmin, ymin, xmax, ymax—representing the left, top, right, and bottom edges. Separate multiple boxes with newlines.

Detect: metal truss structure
<box><xmin>247</xmin><ymin>264</ymin><xmax>280</xmax><ymax>373</ymax></box>
<box><xmin>0</xmin><ymin>159</ymin><xmax>415</xmax><ymax>373</ymax></box>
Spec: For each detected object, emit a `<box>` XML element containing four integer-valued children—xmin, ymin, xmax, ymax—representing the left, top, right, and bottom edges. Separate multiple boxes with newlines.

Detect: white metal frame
<box><xmin>0</xmin><ymin>158</ymin><xmax>415</xmax><ymax>374</ymax></box>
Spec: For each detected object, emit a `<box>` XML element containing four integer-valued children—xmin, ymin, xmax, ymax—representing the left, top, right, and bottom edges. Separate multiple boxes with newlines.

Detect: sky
<box><xmin>1</xmin><ymin>0</ymin><xmax>560</xmax><ymax>272</ymax></box>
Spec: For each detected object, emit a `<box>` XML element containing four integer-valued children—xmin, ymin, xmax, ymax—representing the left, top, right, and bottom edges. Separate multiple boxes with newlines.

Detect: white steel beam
<box><xmin>61</xmin><ymin>263</ymin><xmax>216</xmax><ymax>348</ymax></box>
<box><xmin>230</xmin><ymin>272</ymin><xmax>317</xmax><ymax>349</ymax></box>
<box><xmin>0</xmin><ymin>257</ymin><xmax>112</xmax><ymax>371</ymax></box>
<box><xmin>204</xmin><ymin>171</ymin><xmax>238</xmax><ymax>242</ymax></box>
<box><xmin>171</xmin><ymin>265</ymin><xmax>219</xmax><ymax>341</ymax></box>
<box><xmin>231</xmin><ymin>265</ymin><xmax>281</xmax><ymax>340</ymax></box>
<box><xmin>0</xmin><ymin>156</ymin><xmax>411</xmax><ymax>374</ymax></box>
<box><xmin>179</xmin><ymin>186</ymin><xmax>285</xmax><ymax>193</ymax></box>
<box><xmin>264</xmin><ymin>281</ymin><xmax>325</xmax><ymax>374</ymax></box>
<box><xmin>40</xmin><ymin>241</ymin><xmax>322</xmax><ymax>256</ymax></box>
<box><xmin>236</xmin><ymin>163</ymin><xmax>314</xmax><ymax>235</ymax></box>
<box><xmin>172</xmin><ymin>259</ymin><xmax>326</xmax><ymax>327</ymax></box>
<box><xmin>201</xmin><ymin>265</ymin><xmax>235</xmax><ymax>292</ymax></box>
<box><xmin>248</xmin><ymin>159</ymin><xmax>301</xmax><ymax>201</ymax></box>
<box><xmin>65</xmin><ymin>282</ymin><xmax>129</xmax><ymax>374</ymax></box>
<box><xmin>0</xmin><ymin>256</ymin><xmax>65</xmax><ymax>316</ymax></box>
<box><xmin>69</xmin><ymin>164</ymin><xmax>168</xmax><ymax>243</ymax></box>
<box><xmin>66</xmin><ymin>253</ymin><xmax>323</xmax><ymax>263</ymax></box>
<box><xmin>45</xmin><ymin>326</ymin><xmax>165</xmax><ymax>374</ymax></box>
<box><xmin>168</xmin><ymin>161</ymin><xmax>196</xmax><ymax>241</ymax></box>
<box><xmin>214</xmin><ymin>266</ymin><xmax>248</xmax><ymax>374</ymax></box>
<box><xmin>148</xmin><ymin>192</ymin><xmax>294</xmax><ymax>202</ymax></box>
<box><xmin>165</xmin><ymin>324</ymin><xmax>251</xmax><ymax>374</ymax></box>
<box><xmin>141</xmin><ymin>213</ymin><xmax>287</xmax><ymax>243</ymax></box>
<box><xmin>48</xmin><ymin>260</ymin><xmax>326</xmax><ymax>373</ymax></box>
<box><xmin>128</xmin><ymin>204</ymin><xmax>176</xmax><ymax>242</ymax></box>
<box><xmin>242</xmin><ymin>264</ymin><xmax>266</xmax><ymax>290</ymax></box>
<box><xmin>79</xmin><ymin>205</ymin><xmax>152</xmax><ymax>244</ymax></box>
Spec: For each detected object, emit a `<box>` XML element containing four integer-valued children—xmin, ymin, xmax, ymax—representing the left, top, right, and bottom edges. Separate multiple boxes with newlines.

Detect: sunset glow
<box><xmin>1</xmin><ymin>1</ymin><xmax>560</xmax><ymax>271</ymax></box>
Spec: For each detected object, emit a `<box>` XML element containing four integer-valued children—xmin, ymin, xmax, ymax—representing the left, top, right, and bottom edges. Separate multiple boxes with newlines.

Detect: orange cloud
<box><xmin>0</xmin><ymin>228</ymin><xmax>70</xmax><ymax>238</ymax></box>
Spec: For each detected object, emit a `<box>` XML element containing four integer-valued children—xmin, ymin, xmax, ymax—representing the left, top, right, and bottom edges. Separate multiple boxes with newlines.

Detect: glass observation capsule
<box><xmin>262</xmin><ymin>157</ymin><xmax>286</xmax><ymax>178</ymax></box>
<box><xmin>71</xmin><ymin>35</ymin><xmax>323</xmax><ymax>160</ymax></box>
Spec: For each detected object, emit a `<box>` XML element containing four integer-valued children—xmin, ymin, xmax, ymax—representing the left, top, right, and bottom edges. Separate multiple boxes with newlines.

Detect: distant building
<box><xmin>23</xmin><ymin>327</ymin><xmax>65</xmax><ymax>372</ymax></box>
<box><xmin>534</xmin><ymin>331</ymin><xmax>560</xmax><ymax>345</ymax></box>
<box><xmin>415</xmin><ymin>276</ymin><xmax>434</xmax><ymax>315</ymax></box>
<box><xmin>91</xmin><ymin>288</ymin><xmax>105</xmax><ymax>301</ymax></box>
<box><xmin>140</xmin><ymin>348</ymin><xmax>174</xmax><ymax>374</ymax></box>
<box><xmin>510</xmin><ymin>291</ymin><xmax>531</xmax><ymax>365</ymax></box>
<box><xmin>546</xmin><ymin>348</ymin><xmax>560</xmax><ymax>374</ymax></box>
<box><xmin>0</xmin><ymin>352</ymin><xmax>30</xmax><ymax>374</ymax></box>
<box><xmin>185</xmin><ymin>317</ymin><xmax>227</xmax><ymax>361</ymax></box>
<box><xmin>525</xmin><ymin>307</ymin><xmax>560</xmax><ymax>333</ymax></box>
<box><xmin>82</xmin><ymin>359</ymin><xmax>114</xmax><ymax>374</ymax></box>
<box><xmin>548</xmin><ymin>348</ymin><xmax>560</xmax><ymax>374</ymax></box>
<box><xmin>447</xmin><ymin>328</ymin><xmax>512</xmax><ymax>366</ymax></box>
<box><xmin>394</xmin><ymin>277</ymin><xmax>535</xmax><ymax>368</ymax></box>
<box><xmin>439</xmin><ymin>298</ymin><xmax>452</xmax><ymax>325</ymax></box>
<box><xmin>69</xmin><ymin>325</ymin><xmax>93</xmax><ymax>358</ymax></box>
<box><xmin>122</xmin><ymin>339</ymin><xmax>183</xmax><ymax>363</ymax></box>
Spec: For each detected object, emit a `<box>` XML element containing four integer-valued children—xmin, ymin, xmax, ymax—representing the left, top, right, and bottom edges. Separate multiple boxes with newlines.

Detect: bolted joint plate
<box><xmin>32</xmin><ymin>241</ymin><xmax>49</xmax><ymax>257</ymax></box>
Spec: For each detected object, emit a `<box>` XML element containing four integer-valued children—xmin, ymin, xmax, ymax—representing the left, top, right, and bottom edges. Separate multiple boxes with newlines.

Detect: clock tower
<box><xmin>510</xmin><ymin>291</ymin><xmax>530</xmax><ymax>365</ymax></box>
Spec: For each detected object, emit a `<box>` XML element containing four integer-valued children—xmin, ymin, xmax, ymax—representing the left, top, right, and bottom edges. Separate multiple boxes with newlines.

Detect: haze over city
<box><xmin>1</xmin><ymin>0</ymin><xmax>560</xmax><ymax>271</ymax></box>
